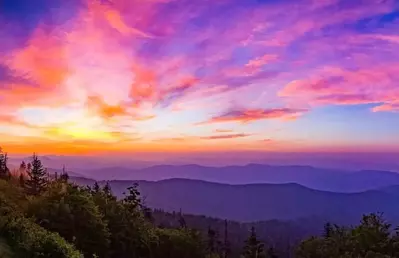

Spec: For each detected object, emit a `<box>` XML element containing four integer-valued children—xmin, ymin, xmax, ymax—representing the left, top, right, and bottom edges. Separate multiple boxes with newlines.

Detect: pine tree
<box><xmin>323</xmin><ymin>222</ymin><xmax>333</xmax><ymax>238</ymax></box>
<box><xmin>243</xmin><ymin>227</ymin><xmax>266</xmax><ymax>258</ymax></box>
<box><xmin>25</xmin><ymin>153</ymin><xmax>48</xmax><ymax>195</ymax></box>
<box><xmin>267</xmin><ymin>247</ymin><xmax>278</xmax><ymax>258</ymax></box>
<box><xmin>93</xmin><ymin>182</ymin><xmax>100</xmax><ymax>193</ymax></box>
<box><xmin>207</xmin><ymin>226</ymin><xmax>218</xmax><ymax>255</ymax></box>
<box><xmin>57</xmin><ymin>164</ymin><xmax>69</xmax><ymax>182</ymax></box>
<box><xmin>103</xmin><ymin>182</ymin><xmax>112</xmax><ymax>196</ymax></box>
<box><xmin>0</xmin><ymin>148</ymin><xmax>10</xmax><ymax>179</ymax></box>
<box><xmin>19</xmin><ymin>173</ymin><xmax>25</xmax><ymax>187</ymax></box>
<box><xmin>19</xmin><ymin>161</ymin><xmax>26</xmax><ymax>175</ymax></box>
<box><xmin>178</xmin><ymin>209</ymin><xmax>187</xmax><ymax>229</ymax></box>
<box><xmin>222</xmin><ymin>220</ymin><xmax>231</xmax><ymax>258</ymax></box>
<box><xmin>122</xmin><ymin>182</ymin><xmax>141</xmax><ymax>210</ymax></box>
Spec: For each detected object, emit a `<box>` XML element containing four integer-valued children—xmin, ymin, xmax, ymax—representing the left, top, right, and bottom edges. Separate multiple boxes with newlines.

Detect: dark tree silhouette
<box><xmin>242</xmin><ymin>227</ymin><xmax>266</xmax><ymax>258</ymax></box>
<box><xmin>19</xmin><ymin>161</ymin><xmax>26</xmax><ymax>174</ymax></box>
<box><xmin>222</xmin><ymin>219</ymin><xmax>231</xmax><ymax>258</ymax></box>
<box><xmin>93</xmin><ymin>182</ymin><xmax>100</xmax><ymax>193</ymax></box>
<box><xmin>207</xmin><ymin>226</ymin><xmax>218</xmax><ymax>255</ymax></box>
<box><xmin>19</xmin><ymin>173</ymin><xmax>25</xmax><ymax>187</ymax></box>
<box><xmin>59</xmin><ymin>165</ymin><xmax>69</xmax><ymax>182</ymax></box>
<box><xmin>123</xmin><ymin>183</ymin><xmax>141</xmax><ymax>211</ymax></box>
<box><xmin>0</xmin><ymin>148</ymin><xmax>10</xmax><ymax>180</ymax></box>
<box><xmin>25</xmin><ymin>154</ymin><xmax>48</xmax><ymax>195</ymax></box>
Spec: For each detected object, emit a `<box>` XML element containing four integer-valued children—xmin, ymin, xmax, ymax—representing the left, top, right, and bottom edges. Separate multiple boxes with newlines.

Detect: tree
<box><xmin>242</xmin><ymin>227</ymin><xmax>266</xmax><ymax>258</ymax></box>
<box><xmin>93</xmin><ymin>182</ymin><xmax>100</xmax><ymax>193</ymax></box>
<box><xmin>18</xmin><ymin>174</ymin><xmax>25</xmax><ymax>188</ymax></box>
<box><xmin>103</xmin><ymin>182</ymin><xmax>112</xmax><ymax>196</ymax></box>
<box><xmin>19</xmin><ymin>161</ymin><xmax>26</xmax><ymax>175</ymax></box>
<box><xmin>323</xmin><ymin>222</ymin><xmax>333</xmax><ymax>238</ymax></box>
<box><xmin>222</xmin><ymin>219</ymin><xmax>231</xmax><ymax>258</ymax></box>
<box><xmin>28</xmin><ymin>183</ymin><xmax>110</xmax><ymax>258</ymax></box>
<box><xmin>297</xmin><ymin>213</ymin><xmax>397</xmax><ymax>258</ymax></box>
<box><xmin>25</xmin><ymin>154</ymin><xmax>48</xmax><ymax>195</ymax></box>
<box><xmin>122</xmin><ymin>183</ymin><xmax>141</xmax><ymax>211</ymax></box>
<box><xmin>207</xmin><ymin>227</ymin><xmax>219</xmax><ymax>255</ymax></box>
<box><xmin>178</xmin><ymin>209</ymin><xmax>187</xmax><ymax>229</ymax></box>
<box><xmin>90</xmin><ymin>183</ymin><xmax>153</xmax><ymax>258</ymax></box>
<box><xmin>59</xmin><ymin>172</ymin><xmax>69</xmax><ymax>182</ymax></box>
<box><xmin>0</xmin><ymin>148</ymin><xmax>10</xmax><ymax>180</ymax></box>
<box><xmin>153</xmin><ymin>228</ymin><xmax>205</xmax><ymax>258</ymax></box>
<box><xmin>60</xmin><ymin>165</ymin><xmax>69</xmax><ymax>182</ymax></box>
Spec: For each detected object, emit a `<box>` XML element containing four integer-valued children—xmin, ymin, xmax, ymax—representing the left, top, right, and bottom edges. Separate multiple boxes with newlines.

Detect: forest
<box><xmin>1</xmin><ymin>148</ymin><xmax>399</xmax><ymax>258</ymax></box>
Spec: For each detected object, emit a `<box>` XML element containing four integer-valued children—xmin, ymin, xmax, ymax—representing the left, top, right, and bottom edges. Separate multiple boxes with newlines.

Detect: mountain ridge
<box><xmin>77</xmin><ymin>163</ymin><xmax>399</xmax><ymax>193</ymax></box>
<box><xmin>70</xmin><ymin>177</ymin><xmax>399</xmax><ymax>223</ymax></box>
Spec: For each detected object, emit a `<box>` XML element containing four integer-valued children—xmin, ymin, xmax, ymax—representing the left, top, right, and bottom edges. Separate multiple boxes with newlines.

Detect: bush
<box><xmin>0</xmin><ymin>215</ymin><xmax>81</xmax><ymax>258</ymax></box>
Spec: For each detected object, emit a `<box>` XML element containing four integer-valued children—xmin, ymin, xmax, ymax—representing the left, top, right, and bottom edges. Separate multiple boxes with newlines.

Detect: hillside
<box><xmin>79</xmin><ymin>164</ymin><xmax>399</xmax><ymax>192</ymax></box>
<box><xmin>71</xmin><ymin>177</ymin><xmax>399</xmax><ymax>223</ymax></box>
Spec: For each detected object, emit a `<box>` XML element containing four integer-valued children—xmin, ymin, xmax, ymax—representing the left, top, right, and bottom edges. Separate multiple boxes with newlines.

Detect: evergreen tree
<box><xmin>242</xmin><ymin>227</ymin><xmax>266</xmax><ymax>258</ymax></box>
<box><xmin>103</xmin><ymin>182</ymin><xmax>113</xmax><ymax>197</ymax></box>
<box><xmin>19</xmin><ymin>161</ymin><xmax>26</xmax><ymax>175</ymax></box>
<box><xmin>207</xmin><ymin>226</ymin><xmax>218</xmax><ymax>255</ymax></box>
<box><xmin>178</xmin><ymin>209</ymin><xmax>187</xmax><ymax>229</ymax></box>
<box><xmin>59</xmin><ymin>165</ymin><xmax>69</xmax><ymax>182</ymax></box>
<box><xmin>25</xmin><ymin>154</ymin><xmax>48</xmax><ymax>195</ymax></box>
<box><xmin>323</xmin><ymin>222</ymin><xmax>333</xmax><ymax>238</ymax></box>
<box><xmin>93</xmin><ymin>182</ymin><xmax>100</xmax><ymax>193</ymax></box>
<box><xmin>266</xmin><ymin>247</ymin><xmax>278</xmax><ymax>258</ymax></box>
<box><xmin>60</xmin><ymin>172</ymin><xmax>69</xmax><ymax>182</ymax></box>
<box><xmin>222</xmin><ymin>220</ymin><xmax>231</xmax><ymax>258</ymax></box>
<box><xmin>123</xmin><ymin>183</ymin><xmax>141</xmax><ymax>211</ymax></box>
<box><xmin>19</xmin><ymin>173</ymin><xmax>25</xmax><ymax>187</ymax></box>
<box><xmin>0</xmin><ymin>148</ymin><xmax>10</xmax><ymax>180</ymax></box>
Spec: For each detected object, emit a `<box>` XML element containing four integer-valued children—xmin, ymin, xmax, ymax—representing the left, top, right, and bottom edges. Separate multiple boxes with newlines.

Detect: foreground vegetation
<box><xmin>1</xmin><ymin>147</ymin><xmax>399</xmax><ymax>257</ymax></box>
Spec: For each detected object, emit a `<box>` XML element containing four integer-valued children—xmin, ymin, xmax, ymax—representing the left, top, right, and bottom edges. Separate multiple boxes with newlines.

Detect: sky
<box><xmin>0</xmin><ymin>0</ymin><xmax>399</xmax><ymax>155</ymax></box>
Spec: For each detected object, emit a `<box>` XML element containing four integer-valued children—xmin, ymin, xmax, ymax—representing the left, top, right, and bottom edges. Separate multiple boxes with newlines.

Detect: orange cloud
<box><xmin>86</xmin><ymin>96</ymin><xmax>129</xmax><ymax>118</ymax></box>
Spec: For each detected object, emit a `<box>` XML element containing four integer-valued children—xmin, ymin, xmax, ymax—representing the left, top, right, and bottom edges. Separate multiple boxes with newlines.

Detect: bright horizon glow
<box><xmin>0</xmin><ymin>0</ymin><xmax>399</xmax><ymax>155</ymax></box>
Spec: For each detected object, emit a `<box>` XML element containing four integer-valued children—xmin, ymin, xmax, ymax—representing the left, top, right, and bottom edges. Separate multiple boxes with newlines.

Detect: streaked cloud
<box><xmin>201</xmin><ymin>133</ymin><xmax>251</xmax><ymax>140</ymax></box>
<box><xmin>199</xmin><ymin>108</ymin><xmax>307</xmax><ymax>125</ymax></box>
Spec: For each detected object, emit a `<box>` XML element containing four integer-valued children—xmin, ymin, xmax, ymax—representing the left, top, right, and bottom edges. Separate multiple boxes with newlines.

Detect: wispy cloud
<box><xmin>198</xmin><ymin>108</ymin><xmax>307</xmax><ymax>125</ymax></box>
<box><xmin>201</xmin><ymin>133</ymin><xmax>251</xmax><ymax>140</ymax></box>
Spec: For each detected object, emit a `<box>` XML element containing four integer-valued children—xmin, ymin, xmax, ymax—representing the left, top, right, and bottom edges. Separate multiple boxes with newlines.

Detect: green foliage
<box><xmin>28</xmin><ymin>182</ymin><xmax>110</xmax><ymax>258</ymax></box>
<box><xmin>25</xmin><ymin>154</ymin><xmax>48</xmax><ymax>195</ymax></box>
<box><xmin>90</xmin><ymin>183</ymin><xmax>152</xmax><ymax>258</ymax></box>
<box><xmin>153</xmin><ymin>228</ymin><xmax>206</xmax><ymax>258</ymax></box>
<box><xmin>0</xmin><ymin>215</ymin><xmax>81</xmax><ymax>258</ymax></box>
<box><xmin>297</xmin><ymin>213</ymin><xmax>398</xmax><ymax>258</ymax></box>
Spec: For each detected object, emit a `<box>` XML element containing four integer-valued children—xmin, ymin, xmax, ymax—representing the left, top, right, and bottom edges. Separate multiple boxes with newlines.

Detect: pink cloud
<box><xmin>245</xmin><ymin>54</ymin><xmax>278</xmax><ymax>68</ymax></box>
<box><xmin>215</xmin><ymin>129</ymin><xmax>234</xmax><ymax>133</ymax></box>
<box><xmin>201</xmin><ymin>133</ymin><xmax>251</xmax><ymax>140</ymax></box>
<box><xmin>199</xmin><ymin>108</ymin><xmax>306</xmax><ymax>125</ymax></box>
<box><xmin>279</xmin><ymin>64</ymin><xmax>399</xmax><ymax>112</ymax></box>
